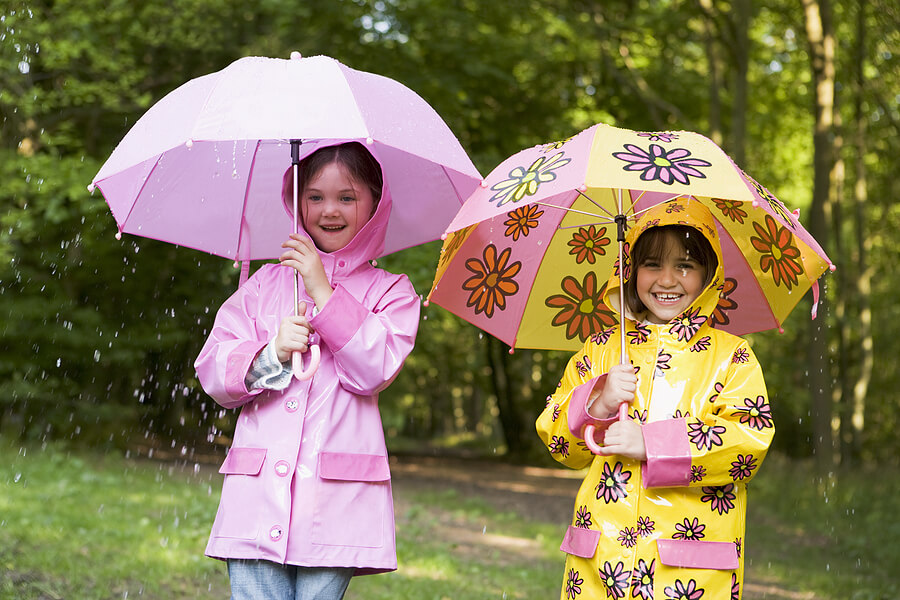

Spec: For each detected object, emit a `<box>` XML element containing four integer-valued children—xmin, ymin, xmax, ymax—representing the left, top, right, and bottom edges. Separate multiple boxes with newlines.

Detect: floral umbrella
<box><xmin>426</xmin><ymin>122</ymin><xmax>833</xmax><ymax>352</ymax></box>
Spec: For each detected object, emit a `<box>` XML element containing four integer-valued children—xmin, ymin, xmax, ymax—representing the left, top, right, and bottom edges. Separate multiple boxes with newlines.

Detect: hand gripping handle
<box><xmin>583</xmin><ymin>403</ymin><xmax>628</xmax><ymax>455</ymax></box>
<box><xmin>292</xmin><ymin>344</ymin><xmax>320</xmax><ymax>381</ymax></box>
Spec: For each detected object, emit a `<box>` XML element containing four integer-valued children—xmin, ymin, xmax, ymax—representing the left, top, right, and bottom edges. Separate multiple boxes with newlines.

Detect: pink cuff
<box><xmin>224</xmin><ymin>341</ymin><xmax>267</xmax><ymax>400</ymax></box>
<box><xmin>641</xmin><ymin>418</ymin><xmax>692</xmax><ymax>487</ymax></box>
<box><xmin>309</xmin><ymin>284</ymin><xmax>368</xmax><ymax>352</ymax></box>
<box><xmin>567</xmin><ymin>375</ymin><xmax>617</xmax><ymax>439</ymax></box>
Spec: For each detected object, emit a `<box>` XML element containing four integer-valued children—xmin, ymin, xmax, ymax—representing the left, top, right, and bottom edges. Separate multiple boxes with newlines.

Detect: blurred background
<box><xmin>1</xmin><ymin>0</ymin><xmax>898</xmax><ymax>469</ymax></box>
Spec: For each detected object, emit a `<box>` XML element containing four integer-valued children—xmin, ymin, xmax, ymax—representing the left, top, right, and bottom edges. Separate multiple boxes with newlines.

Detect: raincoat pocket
<box><xmin>560</xmin><ymin>526</ymin><xmax>601</xmax><ymax>558</ymax></box>
<box><xmin>213</xmin><ymin>447</ymin><xmax>268</xmax><ymax>540</ymax></box>
<box><xmin>311</xmin><ymin>452</ymin><xmax>390</xmax><ymax>548</ymax></box>
<box><xmin>657</xmin><ymin>539</ymin><xmax>739</xmax><ymax>570</ymax></box>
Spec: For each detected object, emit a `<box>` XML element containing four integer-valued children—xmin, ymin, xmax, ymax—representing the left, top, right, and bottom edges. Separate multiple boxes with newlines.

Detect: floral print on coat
<box><xmin>537</xmin><ymin>198</ymin><xmax>773</xmax><ymax>600</ymax></box>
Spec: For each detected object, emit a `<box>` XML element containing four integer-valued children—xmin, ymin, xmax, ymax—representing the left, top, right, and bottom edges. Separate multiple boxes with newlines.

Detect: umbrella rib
<box><xmin>234</xmin><ymin>139</ymin><xmax>264</xmax><ymax>262</ymax></box>
<box><xmin>533</xmin><ymin>201</ymin><xmax>616</xmax><ymax>222</ymax></box>
<box><xmin>576</xmin><ymin>189</ymin><xmax>617</xmax><ymax>218</ymax></box>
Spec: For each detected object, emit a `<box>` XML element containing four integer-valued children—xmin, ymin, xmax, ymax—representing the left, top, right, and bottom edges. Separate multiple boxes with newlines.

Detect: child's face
<box><xmin>301</xmin><ymin>162</ymin><xmax>376</xmax><ymax>253</ymax></box>
<box><xmin>636</xmin><ymin>235</ymin><xmax>707</xmax><ymax>324</ymax></box>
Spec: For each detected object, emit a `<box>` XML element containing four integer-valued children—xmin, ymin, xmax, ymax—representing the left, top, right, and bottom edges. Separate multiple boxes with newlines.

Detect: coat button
<box><xmin>269</xmin><ymin>525</ymin><xmax>284</xmax><ymax>541</ymax></box>
<box><xmin>274</xmin><ymin>460</ymin><xmax>290</xmax><ymax>477</ymax></box>
<box><xmin>284</xmin><ymin>398</ymin><xmax>299</xmax><ymax>413</ymax></box>
<box><xmin>338</xmin><ymin>260</ymin><xmax>346</xmax><ymax>268</ymax></box>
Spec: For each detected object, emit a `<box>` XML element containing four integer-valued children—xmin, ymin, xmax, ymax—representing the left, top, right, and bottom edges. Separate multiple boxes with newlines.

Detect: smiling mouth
<box><xmin>320</xmin><ymin>225</ymin><xmax>345</xmax><ymax>232</ymax></box>
<box><xmin>652</xmin><ymin>293</ymin><xmax>682</xmax><ymax>303</ymax></box>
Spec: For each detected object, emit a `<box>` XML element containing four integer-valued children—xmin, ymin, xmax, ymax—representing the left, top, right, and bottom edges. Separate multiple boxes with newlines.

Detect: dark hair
<box><xmin>623</xmin><ymin>225</ymin><xmax>718</xmax><ymax>315</ymax></box>
<box><xmin>282</xmin><ymin>141</ymin><xmax>383</xmax><ymax>214</ymax></box>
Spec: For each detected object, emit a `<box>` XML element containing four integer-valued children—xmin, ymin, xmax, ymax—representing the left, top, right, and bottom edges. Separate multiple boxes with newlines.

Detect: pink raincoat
<box><xmin>195</xmin><ymin>152</ymin><xmax>420</xmax><ymax>574</ymax></box>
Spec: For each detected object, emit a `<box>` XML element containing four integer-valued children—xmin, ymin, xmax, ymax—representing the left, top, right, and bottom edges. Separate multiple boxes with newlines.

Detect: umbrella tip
<box><xmin>115</xmin><ymin>231</ymin><xmax>122</xmax><ymax>241</ymax></box>
<box><xmin>290</xmin><ymin>51</ymin><xmax>302</xmax><ymax>60</ymax></box>
<box><xmin>440</xmin><ymin>233</ymin><xmax>447</xmax><ymax>241</ymax></box>
<box><xmin>480</xmin><ymin>180</ymin><xmax>488</xmax><ymax>188</ymax></box>
<box><xmin>422</xmin><ymin>299</ymin><xmax>429</xmax><ymax>307</ymax></box>
<box><xmin>185</xmin><ymin>139</ymin><xmax>193</xmax><ymax>148</ymax></box>
<box><xmin>829</xmin><ymin>263</ymin><xmax>836</xmax><ymax>272</ymax></box>
<box><xmin>366</xmin><ymin>137</ymin><xmax>374</xmax><ymax>145</ymax></box>
<box><xmin>508</xmin><ymin>348</ymin><xmax>515</xmax><ymax>355</ymax></box>
<box><xmin>87</xmin><ymin>183</ymin><xmax>95</xmax><ymax>193</ymax></box>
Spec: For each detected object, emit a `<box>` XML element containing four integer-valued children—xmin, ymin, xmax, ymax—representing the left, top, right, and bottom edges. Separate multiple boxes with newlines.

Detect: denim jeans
<box><xmin>227</xmin><ymin>559</ymin><xmax>353</xmax><ymax>600</ymax></box>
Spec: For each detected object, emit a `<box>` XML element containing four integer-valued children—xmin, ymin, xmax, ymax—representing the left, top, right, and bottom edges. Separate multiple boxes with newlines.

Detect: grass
<box><xmin>1</xmin><ymin>441</ymin><xmax>897</xmax><ymax>599</ymax></box>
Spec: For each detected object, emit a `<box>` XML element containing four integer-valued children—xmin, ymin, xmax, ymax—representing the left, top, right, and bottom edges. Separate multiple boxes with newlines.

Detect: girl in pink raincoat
<box><xmin>537</xmin><ymin>198</ymin><xmax>773</xmax><ymax>600</ymax></box>
<box><xmin>195</xmin><ymin>142</ymin><xmax>420</xmax><ymax>600</ymax></box>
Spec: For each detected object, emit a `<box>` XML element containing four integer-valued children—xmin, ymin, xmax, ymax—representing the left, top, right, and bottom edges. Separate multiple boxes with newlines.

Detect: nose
<box><xmin>321</xmin><ymin>197</ymin><xmax>340</xmax><ymax>215</ymax></box>
<box><xmin>658</xmin><ymin>266</ymin><xmax>677</xmax><ymax>286</ymax></box>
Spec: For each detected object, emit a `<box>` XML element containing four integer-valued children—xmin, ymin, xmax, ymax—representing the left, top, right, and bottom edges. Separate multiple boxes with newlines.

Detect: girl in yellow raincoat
<box><xmin>536</xmin><ymin>198</ymin><xmax>773</xmax><ymax>600</ymax></box>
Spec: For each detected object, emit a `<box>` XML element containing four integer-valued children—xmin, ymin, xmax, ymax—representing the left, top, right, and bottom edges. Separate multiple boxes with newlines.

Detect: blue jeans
<box><xmin>227</xmin><ymin>559</ymin><xmax>353</xmax><ymax>600</ymax></box>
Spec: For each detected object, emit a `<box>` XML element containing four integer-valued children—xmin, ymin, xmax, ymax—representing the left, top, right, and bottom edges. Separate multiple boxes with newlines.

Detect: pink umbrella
<box><xmin>91</xmin><ymin>53</ymin><xmax>481</xmax><ymax>378</ymax></box>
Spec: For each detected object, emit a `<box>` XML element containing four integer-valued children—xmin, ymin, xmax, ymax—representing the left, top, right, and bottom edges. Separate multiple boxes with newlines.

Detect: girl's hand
<box><xmin>598</xmin><ymin>419</ymin><xmax>647</xmax><ymax>461</ymax></box>
<box><xmin>588</xmin><ymin>363</ymin><xmax>637</xmax><ymax>419</ymax></box>
<box><xmin>273</xmin><ymin>302</ymin><xmax>314</xmax><ymax>363</ymax></box>
<box><xmin>280</xmin><ymin>234</ymin><xmax>333</xmax><ymax>309</ymax></box>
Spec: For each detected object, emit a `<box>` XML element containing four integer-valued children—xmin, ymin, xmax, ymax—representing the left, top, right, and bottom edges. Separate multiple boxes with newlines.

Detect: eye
<box><xmin>641</xmin><ymin>259</ymin><xmax>661</xmax><ymax>268</ymax></box>
<box><xmin>306</xmin><ymin>194</ymin><xmax>323</xmax><ymax>202</ymax></box>
<box><xmin>340</xmin><ymin>195</ymin><xmax>356</xmax><ymax>203</ymax></box>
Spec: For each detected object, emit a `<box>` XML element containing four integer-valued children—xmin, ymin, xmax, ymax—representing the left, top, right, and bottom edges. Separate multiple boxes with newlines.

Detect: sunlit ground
<box><xmin>1</xmin><ymin>442</ymin><xmax>896</xmax><ymax>599</ymax></box>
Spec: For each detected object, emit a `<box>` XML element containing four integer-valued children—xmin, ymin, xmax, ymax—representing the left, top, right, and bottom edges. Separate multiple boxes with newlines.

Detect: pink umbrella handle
<box><xmin>292</xmin><ymin>344</ymin><xmax>320</xmax><ymax>380</ymax></box>
<box><xmin>583</xmin><ymin>403</ymin><xmax>629</xmax><ymax>455</ymax></box>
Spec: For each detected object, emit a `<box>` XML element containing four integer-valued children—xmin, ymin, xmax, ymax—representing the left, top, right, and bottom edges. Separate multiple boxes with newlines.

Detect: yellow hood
<box><xmin>603</xmin><ymin>197</ymin><xmax>724</xmax><ymax>334</ymax></box>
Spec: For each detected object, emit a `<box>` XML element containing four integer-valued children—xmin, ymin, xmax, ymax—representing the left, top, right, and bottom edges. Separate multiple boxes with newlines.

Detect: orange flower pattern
<box><xmin>568</xmin><ymin>225</ymin><xmax>611</xmax><ymax>264</ymax></box>
<box><xmin>712</xmin><ymin>198</ymin><xmax>748</xmax><ymax>224</ymax></box>
<box><xmin>750</xmin><ymin>215</ymin><xmax>803</xmax><ymax>290</ymax></box>
<box><xmin>545</xmin><ymin>272</ymin><xmax>617</xmax><ymax>342</ymax></box>
<box><xmin>462</xmin><ymin>244</ymin><xmax>521</xmax><ymax>317</ymax></box>
<box><xmin>504</xmin><ymin>205</ymin><xmax>544</xmax><ymax>241</ymax></box>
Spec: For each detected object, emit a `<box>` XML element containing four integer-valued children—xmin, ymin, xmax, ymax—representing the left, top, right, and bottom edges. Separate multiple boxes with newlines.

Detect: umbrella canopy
<box><xmin>427</xmin><ymin>122</ymin><xmax>833</xmax><ymax>352</ymax></box>
<box><xmin>90</xmin><ymin>53</ymin><xmax>481</xmax><ymax>261</ymax></box>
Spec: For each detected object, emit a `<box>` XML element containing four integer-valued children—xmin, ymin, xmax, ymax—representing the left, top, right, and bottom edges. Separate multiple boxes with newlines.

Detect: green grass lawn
<box><xmin>1</xmin><ymin>441</ymin><xmax>896</xmax><ymax>599</ymax></box>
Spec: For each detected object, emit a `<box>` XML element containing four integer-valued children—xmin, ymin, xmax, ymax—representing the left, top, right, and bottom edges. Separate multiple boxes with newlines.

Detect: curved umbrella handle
<box><xmin>292</xmin><ymin>344</ymin><xmax>320</xmax><ymax>381</ymax></box>
<box><xmin>583</xmin><ymin>403</ymin><xmax>629</xmax><ymax>455</ymax></box>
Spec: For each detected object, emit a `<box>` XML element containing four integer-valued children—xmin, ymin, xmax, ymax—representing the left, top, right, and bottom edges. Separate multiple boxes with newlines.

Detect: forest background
<box><xmin>1</xmin><ymin>0</ymin><xmax>898</xmax><ymax>470</ymax></box>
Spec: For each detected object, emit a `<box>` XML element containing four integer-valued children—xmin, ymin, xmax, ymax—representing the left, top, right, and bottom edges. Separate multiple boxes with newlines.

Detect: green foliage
<box><xmin>0</xmin><ymin>0</ymin><xmax>898</xmax><ymax>463</ymax></box>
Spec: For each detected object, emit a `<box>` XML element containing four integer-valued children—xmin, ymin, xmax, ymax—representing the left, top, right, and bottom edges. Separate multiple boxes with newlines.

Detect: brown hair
<box><xmin>623</xmin><ymin>225</ymin><xmax>718</xmax><ymax>315</ymax></box>
<box><xmin>282</xmin><ymin>142</ymin><xmax>383</xmax><ymax>215</ymax></box>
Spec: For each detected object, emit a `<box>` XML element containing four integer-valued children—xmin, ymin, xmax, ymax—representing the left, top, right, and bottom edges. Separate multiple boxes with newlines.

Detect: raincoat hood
<box><xmin>282</xmin><ymin>140</ymin><xmax>391</xmax><ymax>272</ymax></box>
<box><xmin>603</xmin><ymin>197</ymin><xmax>724</xmax><ymax>334</ymax></box>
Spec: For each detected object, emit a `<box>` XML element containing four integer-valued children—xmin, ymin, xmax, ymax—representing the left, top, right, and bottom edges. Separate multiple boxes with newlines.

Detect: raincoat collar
<box><xmin>283</xmin><ymin>140</ymin><xmax>391</xmax><ymax>278</ymax></box>
<box><xmin>603</xmin><ymin>197</ymin><xmax>724</xmax><ymax>341</ymax></box>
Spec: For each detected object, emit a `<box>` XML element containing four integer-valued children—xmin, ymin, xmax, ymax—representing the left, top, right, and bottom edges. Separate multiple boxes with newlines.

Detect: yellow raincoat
<box><xmin>536</xmin><ymin>198</ymin><xmax>773</xmax><ymax>600</ymax></box>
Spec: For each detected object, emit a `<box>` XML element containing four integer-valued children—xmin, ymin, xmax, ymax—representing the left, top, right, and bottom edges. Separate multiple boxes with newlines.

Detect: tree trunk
<box><xmin>485</xmin><ymin>337</ymin><xmax>525</xmax><ymax>454</ymax></box>
<box><xmin>697</xmin><ymin>0</ymin><xmax>723</xmax><ymax>145</ymax></box>
<box><xmin>730</xmin><ymin>0</ymin><xmax>750</xmax><ymax>165</ymax></box>
<box><xmin>850</xmin><ymin>0</ymin><xmax>872</xmax><ymax>461</ymax></box>
<box><xmin>802</xmin><ymin>0</ymin><xmax>837</xmax><ymax>469</ymax></box>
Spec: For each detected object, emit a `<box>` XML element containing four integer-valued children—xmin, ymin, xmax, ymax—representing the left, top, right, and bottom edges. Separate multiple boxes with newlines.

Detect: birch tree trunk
<box><xmin>802</xmin><ymin>0</ymin><xmax>837</xmax><ymax>469</ymax></box>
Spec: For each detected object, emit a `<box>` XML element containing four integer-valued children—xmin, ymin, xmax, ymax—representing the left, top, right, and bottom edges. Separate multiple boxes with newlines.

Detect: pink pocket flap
<box><xmin>559</xmin><ymin>526</ymin><xmax>601</xmax><ymax>558</ymax></box>
<box><xmin>318</xmin><ymin>452</ymin><xmax>390</xmax><ymax>482</ymax></box>
<box><xmin>219</xmin><ymin>447</ymin><xmax>267</xmax><ymax>475</ymax></box>
<box><xmin>657</xmin><ymin>539</ymin><xmax>739</xmax><ymax>570</ymax></box>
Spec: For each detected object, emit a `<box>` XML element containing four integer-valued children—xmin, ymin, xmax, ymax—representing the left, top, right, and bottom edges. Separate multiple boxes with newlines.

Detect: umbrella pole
<box><xmin>291</xmin><ymin>140</ymin><xmax>301</xmax><ymax>317</ymax></box>
<box><xmin>615</xmin><ymin>193</ymin><xmax>629</xmax><ymax>423</ymax></box>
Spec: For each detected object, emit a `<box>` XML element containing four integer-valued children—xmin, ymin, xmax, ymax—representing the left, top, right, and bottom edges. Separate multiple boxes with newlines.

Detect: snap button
<box><xmin>623</xmin><ymin>548</ymin><xmax>633</xmax><ymax>558</ymax></box>
<box><xmin>269</xmin><ymin>525</ymin><xmax>284</xmax><ymax>541</ymax></box>
<box><xmin>338</xmin><ymin>260</ymin><xmax>346</xmax><ymax>268</ymax></box>
<box><xmin>626</xmin><ymin>483</ymin><xmax>635</xmax><ymax>492</ymax></box>
<box><xmin>274</xmin><ymin>460</ymin><xmax>290</xmax><ymax>477</ymax></box>
<box><xmin>284</xmin><ymin>398</ymin><xmax>299</xmax><ymax>413</ymax></box>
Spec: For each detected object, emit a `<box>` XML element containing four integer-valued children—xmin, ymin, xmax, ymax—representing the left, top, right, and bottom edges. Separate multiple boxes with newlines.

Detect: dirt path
<box><xmin>387</xmin><ymin>454</ymin><xmax>818</xmax><ymax>600</ymax></box>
